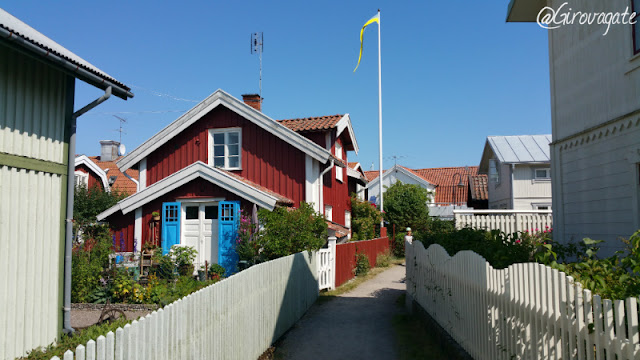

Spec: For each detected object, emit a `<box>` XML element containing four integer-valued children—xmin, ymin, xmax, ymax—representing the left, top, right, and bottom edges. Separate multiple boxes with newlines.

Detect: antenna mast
<box><xmin>251</xmin><ymin>32</ymin><xmax>264</xmax><ymax>101</ymax></box>
<box><xmin>113</xmin><ymin>115</ymin><xmax>127</xmax><ymax>144</ymax></box>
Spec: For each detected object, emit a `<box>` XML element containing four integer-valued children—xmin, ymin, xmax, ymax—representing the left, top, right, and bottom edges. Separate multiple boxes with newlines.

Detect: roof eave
<box><xmin>506</xmin><ymin>0</ymin><xmax>546</xmax><ymax>22</ymax></box>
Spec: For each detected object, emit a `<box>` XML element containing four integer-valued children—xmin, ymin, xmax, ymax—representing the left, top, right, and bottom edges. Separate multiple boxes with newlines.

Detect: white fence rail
<box><xmin>454</xmin><ymin>209</ymin><xmax>552</xmax><ymax>234</ymax></box>
<box><xmin>406</xmin><ymin>241</ymin><xmax>640</xmax><ymax>360</ymax></box>
<box><xmin>52</xmin><ymin>251</ymin><xmax>319</xmax><ymax>360</ymax></box>
<box><xmin>318</xmin><ymin>237</ymin><xmax>336</xmax><ymax>291</ymax></box>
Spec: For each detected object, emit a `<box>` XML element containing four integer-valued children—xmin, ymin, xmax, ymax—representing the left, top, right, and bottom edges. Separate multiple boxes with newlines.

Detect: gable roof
<box><xmin>346</xmin><ymin>162</ymin><xmax>368</xmax><ymax>185</ymax></box>
<box><xmin>97</xmin><ymin>161</ymin><xmax>290</xmax><ymax>220</ymax></box>
<box><xmin>75</xmin><ymin>155</ymin><xmax>110</xmax><ymax>190</ymax></box>
<box><xmin>88</xmin><ymin>156</ymin><xmax>139</xmax><ymax>195</ymax></box>
<box><xmin>479</xmin><ymin>134</ymin><xmax>551</xmax><ymax>173</ymax></box>
<box><xmin>278</xmin><ymin>114</ymin><xmax>359</xmax><ymax>154</ymax></box>
<box><xmin>469</xmin><ymin>174</ymin><xmax>488</xmax><ymax>201</ymax></box>
<box><xmin>0</xmin><ymin>8</ymin><xmax>132</xmax><ymax>99</ymax></box>
<box><xmin>366</xmin><ymin>164</ymin><xmax>436</xmax><ymax>190</ymax></box>
<box><xmin>117</xmin><ymin>90</ymin><xmax>333</xmax><ymax>172</ymax></box>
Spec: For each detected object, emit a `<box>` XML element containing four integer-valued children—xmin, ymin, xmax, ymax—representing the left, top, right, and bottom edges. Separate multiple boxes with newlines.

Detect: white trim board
<box><xmin>74</xmin><ymin>155</ymin><xmax>110</xmax><ymax>191</ymax></box>
<box><xmin>365</xmin><ymin>164</ymin><xmax>435</xmax><ymax>189</ymax></box>
<box><xmin>116</xmin><ymin>89</ymin><xmax>332</xmax><ymax>172</ymax></box>
<box><xmin>335</xmin><ymin>114</ymin><xmax>359</xmax><ymax>155</ymax></box>
<box><xmin>97</xmin><ymin>161</ymin><xmax>280</xmax><ymax>220</ymax></box>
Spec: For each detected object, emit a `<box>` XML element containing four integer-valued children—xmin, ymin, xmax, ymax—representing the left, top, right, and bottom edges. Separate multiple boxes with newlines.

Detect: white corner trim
<box><xmin>117</xmin><ymin>89</ymin><xmax>331</xmax><ymax>171</ymax></box>
<box><xmin>139</xmin><ymin>158</ymin><xmax>147</xmax><ymax>191</ymax></box>
<box><xmin>335</xmin><ymin>114</ymin><xmax>359</xmax><ymax>155</ymax></box>
<box><xmin>134</xmin><ymin>208</ymin><xmax>142</xmax><ymax>246</ymax></box>
<box><xmin>97</xmin><ymin>161</ymin><xmax>279</xmax><ymax>221</ymax></box>
<box><xmin>74</xmin><ymin>155</ymin><xmax>110</xmax><ymax>191</ymax></box>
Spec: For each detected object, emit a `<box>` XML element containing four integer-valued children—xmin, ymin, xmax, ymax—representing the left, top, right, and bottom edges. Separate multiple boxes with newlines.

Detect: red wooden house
<box><xmin>74</xmin><ymin>141</ymin><xmax>139</xmax><ymax>194</ymax></box>
<box><xmin>97</xmin><ymin>90</ymin><xmax>358</xmax><ymax>272</ymax></box>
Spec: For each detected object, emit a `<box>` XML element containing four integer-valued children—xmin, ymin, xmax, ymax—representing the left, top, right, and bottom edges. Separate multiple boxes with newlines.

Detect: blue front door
<box><xmin>162</xmin><ymin>202</ymin><xmax>181</xmax><ymax>255</ymax></box>
<box><xmin>218</xmin><ymin>201</ymin><xmax>240</xmax><ymax>274</ymax></box>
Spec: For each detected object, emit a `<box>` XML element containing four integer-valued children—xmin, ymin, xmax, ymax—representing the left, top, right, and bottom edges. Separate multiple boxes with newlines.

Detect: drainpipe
<box><xmin>63</xmin><ymin>86</ymin><xmax>113</xmax><ymax>335</ymax></box>
<box><xmin>318</xmin><ymin>160</ymin><xmax>334</xmax><ymax>214</ymax></box>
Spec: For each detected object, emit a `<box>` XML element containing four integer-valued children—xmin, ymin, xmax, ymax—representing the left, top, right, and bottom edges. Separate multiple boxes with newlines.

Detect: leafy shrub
<box><xmin>376</xmin><ymin>250</ymin><xmax>391</xmax><ymax>267</ymax></box>
<box><xmin>151</xmin><ymin>252</ymin><xmax>177</xmax><ymax>280</ymax></box>
<box><xmin>393</xmin><ymin>232</ymin><xmax>406</xmax><ymax>258</ymax></box>
<box><xmin>171</xmin><ymin>246</ymin><xmax>198</xmax><ymax>276</ymax></box>
<box><xmin>354</xmin><ymin>252</ymin><xmax>370</xmax><ymax>276</ymax></box>
<box><xmin>71</xmin><ymin>224</ymin><xmax>114</xmax><ymax>303</ymax></box>
<box><xmin>351</xmin><ymin>195</ymin><xmax>381</xmax><ymax>240</ymax></box>
<box><xmin>383</xmin><ymin>181</ymin><xmax>432</xmax><ymax>233</ymax></box>
<box><xmin>208</xmin><ymin>263</ymin><xmax>226</xmax><ymax>278</ymax></box>
<box><xmin>74</xmin><ymin>185</ymin><xmax>127</xmax><ymax>233</ymax></box>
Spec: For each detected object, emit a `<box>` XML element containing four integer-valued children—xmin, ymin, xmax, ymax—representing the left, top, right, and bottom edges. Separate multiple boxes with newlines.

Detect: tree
<box><xmin>74</xmin><ymin>185</ymin><xmax>128</xmax><ymax>230</ymax></box>
<box><xmin>350</xmin><ymin>195</ymin><xmax>381</xmax><ymax>240</ymax></box>
<box><xmin>383</xmin><ymin>181</ymin><xmax>432</xmax><ymax>232</ymax></box>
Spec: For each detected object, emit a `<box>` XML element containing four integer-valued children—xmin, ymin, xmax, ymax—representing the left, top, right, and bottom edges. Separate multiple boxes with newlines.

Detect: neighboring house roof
<box><xmin>0</xmin><ymin>8</ymin><xmax>132</xmax><ymax>99</ymax></box>
<box><xmin>364</xmin><ymin>170</ymin><xmax>379</xmax><ymax>182</ymax></box>
<box><xmin>75</xmin><ymin>155</ymin><xmax>110</xmax><ymax>190</ymax></box>
<box><xmin>326</xmin><ymin>221</ymin><xmax>350</xmax><ymax>239</ymax></box>
<box><xmin>468</xmin><ymin>174</ymin><xmax>489</xmax><ymax>201</ymax></box>
<box><xmin>117</xmin><ymin>90</ymin><xmax>333</xmax><ymax>172</ymax></box>
<box><xmin>88</xmin><ymin>156</ymin><xmax>139</xmax><ymax>195</ymax></box>
<box><xmin>347</xmin><ymin>162</ymin><xmax>368</xmax><ymax>184</ymax></box>
<box><xmin>414</xmin><ymin>166</ymin><xmax>478</xmax><ymax>205</ymax></box>
<box><xmin>97</xmin><ymin>161</ymin><xmax>291</xmax><ymax>220</ymax></box>
<box><xmin>478</xmin><ymin>134</ymin><xmax>551</xmax><ymax>173</ymax></box>
<box><xmin>278</xmin><ymin>114</ymin><xmax>359</xmax><ymax>154</ymax></box>
<box><xmin>366</xmin><ymin>164</ymin><xmax>436</xmax><ymax>190</ymax></box>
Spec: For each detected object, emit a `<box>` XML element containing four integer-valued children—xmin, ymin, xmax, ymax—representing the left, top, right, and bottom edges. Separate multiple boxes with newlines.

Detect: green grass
<box><xmin>392</xmin><ymin>294</ymin><xmax>450</xmax><ymax>360</ymax></box>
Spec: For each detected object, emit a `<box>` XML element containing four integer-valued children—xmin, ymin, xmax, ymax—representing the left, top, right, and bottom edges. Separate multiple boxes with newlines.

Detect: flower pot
<box><xmin>152</xmin><ymin>215</ymin><xmax>161</xmax><ymax>221</ymax></box>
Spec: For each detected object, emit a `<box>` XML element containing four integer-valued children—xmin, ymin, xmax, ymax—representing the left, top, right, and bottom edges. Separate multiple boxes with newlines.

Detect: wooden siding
<box><xmin>108</xmin><ymin>212</ymin><xmax>136</xmax><ymax>252</ymax></box>
<box><xmin>75</xmin><ymin>164</ymin><xmax>104</xmax><ymax>190</ymax></box>
<box><xmin>0</xmin><ymin>43</ymin><xmax>67</xmax><ymax>164</ymax></box>
<box><xmin>323</xmin><ymin>136</ymin><xmax>350</xmax><ymax>226</ymax></box>
<box><xmin>335</xmin><ymin>237</ymin><xmax>389</xmax><ymax>287</ymax></box>
<box><xmin>488</xmin><ymin>162</ymin><xmax>512</xmax><ymax>209</ymax></box>
<box><xmin>146</xmin><ymin>106</ymin><xmax>305</xmax><ymax>207</ymax></box>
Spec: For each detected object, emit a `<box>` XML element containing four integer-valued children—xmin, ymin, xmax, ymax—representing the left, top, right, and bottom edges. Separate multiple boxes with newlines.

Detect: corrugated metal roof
<box><xmin>0</xmin><ymin>8</ymin><xmax>130</xmax><ymax>91</ymax></box>
<box><xmin>487</xmin><ymin>135</ymin><xmax>551</xmax><ymax>163</ymax></box>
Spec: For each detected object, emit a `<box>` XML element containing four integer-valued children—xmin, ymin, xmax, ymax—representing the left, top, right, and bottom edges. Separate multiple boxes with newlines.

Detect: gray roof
<box><xmin>0</xmin><ymin>8</ymin><xmax>131</xmax><ymax>96</ymax></box>
<box><xmin>487</xmin><ymin>135</ymin><xmax>551</xmax><ymax>163</ymax></box>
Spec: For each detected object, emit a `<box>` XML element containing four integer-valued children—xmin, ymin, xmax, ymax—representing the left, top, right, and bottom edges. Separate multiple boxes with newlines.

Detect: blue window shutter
<box><xmin>162</xmin><ymin>202</ymin><xmax>181</xmax><ymax>255</ymax></box>
<box><xmin>218</xmin><ymin>201</ymin><xmax>240</xmax><ymax>275</ymax></box>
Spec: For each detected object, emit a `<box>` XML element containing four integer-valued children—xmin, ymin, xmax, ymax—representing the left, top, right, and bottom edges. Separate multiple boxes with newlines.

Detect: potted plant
<box><xmin>152</xmin><ymin>211</ymin><xmax>161</xmax><ymax>221</ymax></box>
<box><xmin>198</xmin><ymin>265</ymin><xmax>207</xmax><ymax>281</ymax></box>
<box><xmin>209</xmin><ymin>263</ymin><xmax>226</xmax><ymax>280</ymax></box>
<box><xmin>171</xmin><ymin>246</ymin><xmax>198</xmax><ymax>277</ymax></box>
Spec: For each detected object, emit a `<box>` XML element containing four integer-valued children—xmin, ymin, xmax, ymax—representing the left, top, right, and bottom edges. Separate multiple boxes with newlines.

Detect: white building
<box><xmin>478</xmin><ymin>135</ymin><xmax>553</xmax><ymax>210</ymax></box>
<box><xmin>507</xmin><ymin>0</ymin><xmax>640</xmax><ymax>255</ymax></box>
<box><xmin>364</xmin><ymin>164</ymin><xmax>436</xmax><ymax>205</ymax></box>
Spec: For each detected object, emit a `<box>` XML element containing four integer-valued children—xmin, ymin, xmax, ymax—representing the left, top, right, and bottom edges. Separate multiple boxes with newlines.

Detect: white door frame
<box><xmin>179</xmin><ymin>198</ymin><xmax>224</xmax><ymax>268</ymax></box>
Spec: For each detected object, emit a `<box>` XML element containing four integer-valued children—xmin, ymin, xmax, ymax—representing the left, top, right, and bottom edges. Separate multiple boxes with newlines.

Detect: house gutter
<box><xmin>0</xmin><ymin>27</ymin><xmax>133</xmax><ymax>100</ymax></box>
<box><xmin>63</xmin><ymin>86</ymin><xmax>113</xmax><ymax>335</ymax></box>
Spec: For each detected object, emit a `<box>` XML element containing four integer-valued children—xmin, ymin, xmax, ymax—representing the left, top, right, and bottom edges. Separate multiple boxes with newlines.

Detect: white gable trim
<box><xmin>74</xmin><ymin>155</ymin><xmax>110</xmax><ymax>191</ymax></box>
<box><xmin>335</xmin><ymin>114</ymin><xmax>359</xmax><ymax>155</ymax></box>
<box><xmin>117</xmin><ymin>90</ymin><xmax>331</xmax><ymax>172</ymax></box>
<box><xmin>97</xmin><ymin>161</ymin><xmax>279</xmax><ymax>220</ymax></box>
<box><xmin>366</xmin><ymin>164</ymin><xmax>435</xmax><ymax>189</ymax></box>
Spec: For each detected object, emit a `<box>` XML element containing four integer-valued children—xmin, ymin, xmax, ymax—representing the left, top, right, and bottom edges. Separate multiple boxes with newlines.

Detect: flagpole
<box><xmin>377</xmin><ymin>9</ymin><xmax>384</xmax><ymax>228</ymax></box>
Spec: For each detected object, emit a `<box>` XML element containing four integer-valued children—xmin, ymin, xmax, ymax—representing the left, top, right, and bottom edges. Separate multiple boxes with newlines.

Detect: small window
<box><xmin>74</xmin><ymin>171</ymin><xmax>88</xmax><ymax>188</ymax></box>
<box><xmin>209</xmin><ymin>128</ymin><xmax>242</xmax><ymax>170</ymax></box>
<box><xmin>535</xmin><ymin>168</ymin><xmax>551</xmax><ymax>180</ymax></box>
<box><xmin>185</xmin><ymin>206</ymin><xmax>199</xmax><ymax>220</ymax></box>
<box><xmin>489</xmin><ymin>159</ymin><xmax>500</xmax><ymax>184</ymax></box>
<box><xmin>336</xmin><ymin>166</ymin><xmax>343</xmax><ymax>182</ymax></box>
<box><xmin>345</xmin><ymin>211</ymin><xmax>351</xmax><ymax>228</ymax></box>
<box><xmin>204</xmin><ymin>205</ymin><xmax>218</xmax><ymax>220</ymax></box>
<box><xmin>324</xmin><ymin>205</ymin><xmax>332</xmax><ymax>222</ymax></box>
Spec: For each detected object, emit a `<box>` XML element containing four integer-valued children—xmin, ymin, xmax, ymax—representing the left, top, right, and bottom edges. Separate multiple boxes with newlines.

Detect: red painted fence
<box><xmin>335</xmin><ymin>237</ymin><xmax>389</xmax><ymax>288</ymax></box>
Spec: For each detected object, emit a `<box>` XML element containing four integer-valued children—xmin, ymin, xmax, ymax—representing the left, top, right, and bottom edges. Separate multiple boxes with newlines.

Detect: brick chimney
<box><xmin>100</xmin><ymin>140</ymin><xmax>120</xmax><ymax>161</ymax></box>
<box><xmin>242</xmin><ymin>94</ymin><xmax>262</xmax><ymax>112</ymax></box>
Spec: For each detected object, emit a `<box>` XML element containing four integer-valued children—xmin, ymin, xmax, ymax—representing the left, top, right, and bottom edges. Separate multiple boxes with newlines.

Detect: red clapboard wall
<box><xmin>75</xmin><ymin>164</ymin><xmax>104</xmax><ymax>190</ymax></box>
<box><xmin>334</xmin><ymin>237</ymin><xmax>389</xmax><ymax>287</ymax></box>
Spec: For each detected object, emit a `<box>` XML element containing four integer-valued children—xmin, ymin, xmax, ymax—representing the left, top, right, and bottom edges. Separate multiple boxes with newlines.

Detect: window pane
<box><xmin>213</xmin><ymin>133</ymin><xmax>225</xmax><ymax>144</ymax></box>
<box><xmin>228</xmin><ymin>144</ymin><xmax>239</xmax><ymax>156</ymax></box>
<box><xmin>214</xmin><ymin>157</ymin><xmax>225</xmax><ymax>167</ymax></box>
<box><xmin>228</xmin><ymin>132</ymin><xmax>239</xmax><ymax>144</ymax></box>
<box><xmin>228</xmin><ymin>156</ymin><xmax>240</xmax><ymax>168</ymax></box>
<box><xmin>214</xmin><ymin>145</ymin><xmax>225</xmax><ymax>157</ymax></box>
<box><xmin>205</xmin><ymin>206</ymin><xmax>218</xmax><ymax>219</ymax></box>
<box><xmin>185</xmin><ymin>206</ymin><xmax>199</xmax><ymax>219</ymax></box>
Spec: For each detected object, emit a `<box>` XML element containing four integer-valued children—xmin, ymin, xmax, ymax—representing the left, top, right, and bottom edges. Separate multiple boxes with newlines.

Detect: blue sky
<box><xmin>3</xmin><ymin>1</ymin><xmax>550</xmax><ymax>170</ymax></box>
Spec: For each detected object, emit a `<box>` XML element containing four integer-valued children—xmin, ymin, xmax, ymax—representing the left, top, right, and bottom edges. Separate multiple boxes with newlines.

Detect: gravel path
<box><xmin>71</xmin><ymin>309</ymin><xmax>152</xmax><ymax>330</ymax></box>
<box><xmin>274</xmin><ymin>264</ymin><xmax>406</xmax><ymax>360</ymax></box>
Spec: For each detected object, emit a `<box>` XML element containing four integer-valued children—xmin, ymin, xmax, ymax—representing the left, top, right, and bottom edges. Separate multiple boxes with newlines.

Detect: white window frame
<box><xmin>324</xmin><ymin>205</ymin><xmax>332</xmax><ymax>222</ymax></box>
<box><xmin>74</xmin><ymin>171</ymin><xmax>89</xmax><ymax>188</ymax></box>
<box><xmin>532</xmin><ymin>203</ymin><xmax>552</xmax><ymax>210</ymax></box>
<box><xmin>345</xmin><ymin>210</ymin><xmax>351</xmax><ymax>228</ymax></box>
<box><xmin>335</xmin><ymin>142</ymin><xmax>343</xmax><ymax>182</ymax></box>
<box><xmin>534</xmin><ymin>168</ymin><xmax>551</xmax><ymax>180</ymax></box>
<box><xmin>208</xmin><ymin>128</ymin><xmax>242</xmax><ymax>171</ymax></box>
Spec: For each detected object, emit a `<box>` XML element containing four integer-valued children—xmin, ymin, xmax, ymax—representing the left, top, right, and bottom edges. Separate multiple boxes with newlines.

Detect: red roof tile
<box><xmin>277</xmin><ymin>115</ymin><xmax>343</xmax><ymax>132</ymax></box>
<box><xmin>468</xmin><ymin>174</ymin><xmax>488</xmax><ymax>201</ymax></box>
<box><xmin>414</xmin><ymin>166</ymin><xmax>478</xmax><ymax>205</ymax></box>
<box><xmin>326</xmin><ymin>221</ymin><xmax>349</xmax><ymax>238</ymax></box>
<box><xmin>88</xmin><ymin>156</ymin><xmax>139</xmax><ymax>195</ymax></box>
<box><xmin>364</xmin><ymin>170</ymin><xmax>380</xmax><ymax>182</ymax></box>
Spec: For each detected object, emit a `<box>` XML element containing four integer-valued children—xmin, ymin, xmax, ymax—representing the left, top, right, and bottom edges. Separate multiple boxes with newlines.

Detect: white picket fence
<box><xmin>405</xmin><ymin>241</ymin><xmax>640</xmax><ymax>360</ymax></box>
<box><xmin>317</xmin><ymin>236</ymin><xmax>336</xmax><ymax>290</ymax></box>
<box><xmin>454</xmin><ymin>209</ymin><xmax>553</xmax><ymax>234</ymax></box>
<box><xmin>52</xmin><ymin>251</ymin><xmax>319</xmax><ymax>360</ymax></box>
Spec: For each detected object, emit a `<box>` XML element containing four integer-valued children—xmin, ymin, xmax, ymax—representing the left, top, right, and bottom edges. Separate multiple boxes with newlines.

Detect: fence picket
<box><xmin>96</xmin><ymin>336</ymin><xmax>105</xmax><ymax>360</ymax></box>
<box><xmin>115</xmin><ymin>328</ymin><xmax>123</xmax><ymax>360</ymax></box>
<box><xmin>76</xmin><ymin>345</ymin><xmax>85</xmax><ymax>360</ymax></box>
<box><xmin>63</xmin><ymin>350</ymin><xmax>73</xmax><ymax>360</ymax></box>
<box><xmin>86</xmin><ymin>340</ymin><xmax>95</xmax><ymax>360</ymax></box>
<box><xmin>626</xmin><ymin>297</ymin><xmax>638</xmax><ymax>360</ymax></box>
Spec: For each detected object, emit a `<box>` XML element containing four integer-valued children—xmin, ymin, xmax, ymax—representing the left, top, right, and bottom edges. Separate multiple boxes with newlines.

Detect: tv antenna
<box><xmin>386</xmin><ymin>155</ymin><xmax>407</xmax><ymax>167</ymax></box>
<box><xmin>251</xmin><ymin>32</ymin><xmax>264</xmax><ymax>101</ymax></box>
<box><xmin>113</xmin><ymin>115</ymin><xmax>127</xmax><ymax>144</ymax></box>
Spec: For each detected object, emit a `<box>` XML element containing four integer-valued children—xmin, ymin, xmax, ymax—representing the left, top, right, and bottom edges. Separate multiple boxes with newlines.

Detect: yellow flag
<box><xmin>354</xmin><ymin>12</ymin><xmax>380</xmax><ymax>72</ymax></box>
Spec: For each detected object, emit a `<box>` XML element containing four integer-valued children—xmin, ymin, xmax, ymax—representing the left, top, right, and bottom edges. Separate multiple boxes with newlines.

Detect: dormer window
<box><xmin>208</xmin><ymin>128</ymin><xmax>242</xmax><ymax>170</ymax></box>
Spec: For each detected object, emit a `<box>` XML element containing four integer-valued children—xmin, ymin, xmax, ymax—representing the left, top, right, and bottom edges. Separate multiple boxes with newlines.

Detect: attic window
<box><xmin>208</xmin><ymin>128</ymin><xmax>242</xmax><ymax>170</ymax></box>
<box><xmin>489</xmin><ymin>159</ymin><xmax>500</xmax><ymax>184</ymax></box>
